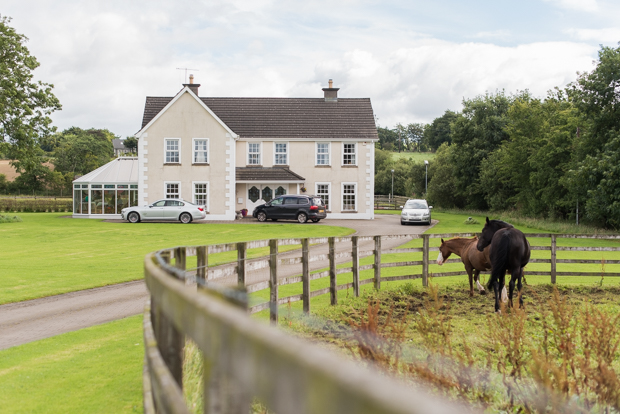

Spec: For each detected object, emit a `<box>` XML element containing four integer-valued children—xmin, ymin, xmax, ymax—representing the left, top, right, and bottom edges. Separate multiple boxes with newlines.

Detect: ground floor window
<box><xmin>275</xmin><ymin>186</ymin><xmax>287</xmax><ymax>197</ymax></box>
<box><xmin>342</xmin><ymin>183</ymin><xmax>356</xmax><ymax>211</ymax></box>
<box><xmin>165</xmin><ymin>182</ymin><xmax>180</xmax><ymax>199</ymax></box>
<box><xmin>73</xmin><ymin>183</ymin><xmax>139</xmax><ymax>215</ymax></box>
<box><xmin>193</xmin><ymin>182</ymin><xmax>208</xmax><ymax>209</ymax></box>
<box><xmin>316</xmin><ymin>183</ymin><xmax>330</xmax><ymax>211</ymax></box>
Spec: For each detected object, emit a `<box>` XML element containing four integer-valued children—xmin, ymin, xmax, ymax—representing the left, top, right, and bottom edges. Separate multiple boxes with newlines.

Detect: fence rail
<box><xmin>374</xmin><ymin>195</ymin><xmax>409</xmax><ymax>210</ymax></box>
<box><xmin>143</xmin><ymin>232</ymin><xmax>620</xmax><ymax>413</ymax></box>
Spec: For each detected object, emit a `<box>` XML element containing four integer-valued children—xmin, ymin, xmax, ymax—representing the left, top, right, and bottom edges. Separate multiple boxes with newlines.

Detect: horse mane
<box><xmin>489</xmin><ymin>219</ymin><xmax>514</xmax><ymax>229</ymax></box>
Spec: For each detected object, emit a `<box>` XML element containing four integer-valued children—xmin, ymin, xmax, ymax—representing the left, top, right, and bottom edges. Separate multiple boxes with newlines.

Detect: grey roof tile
<box><xmin>140</xmin><ymin>96</ymin><xmax>378</xmax><ymax>141</ymax></box>
<box><xmin>236</xmin><ymin>167</ymin><xmax>305</xmax><ymax>181</ymax></box>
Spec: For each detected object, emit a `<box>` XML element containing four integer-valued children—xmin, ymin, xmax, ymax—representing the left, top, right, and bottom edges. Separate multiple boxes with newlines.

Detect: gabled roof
<box><xmin>141</xmin><ymin>96</ymin><xmax>378</xmax><ymax>141</ymax></box>
<box><xmin>236</xmin><ymin>167</ymin><xmax>305</xmax><ymax>182</ymax></box>
<box><xmin>112</xmin><ymin>138</ymin><xmax>126</xmax><ymax>150</ymax></box>
<box><xmin>73</xmin><ymin>157</ymin><xmax>138</xmax><ymax>183</ymax></box>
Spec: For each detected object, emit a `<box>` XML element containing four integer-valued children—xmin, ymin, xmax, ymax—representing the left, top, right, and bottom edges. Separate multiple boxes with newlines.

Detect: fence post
<box><xmin>237</xmin><ymin>242</ymin><xmax>247</xmax><ymax>287</ymax></box>
<box><xmin>551</xmin><ymin>234</ymin><xmax>557</xmax><ymax>284</ymax></box>
<box><xmin>352</xmin><ymin>236</ymin><xmax>360</xmax><ymax>297</ymax></box>
<box><xmin>196</xmin><ymin>245</ymin><xmax>207</xmax><ymax>288</ymax></box>
<box><xmin>269</xmin><ymin>239</ymin><xmax>278</xmax><ymax>325</ymax></box>
<box><xmin>422</xmin><ymin>234</ymin><xmax>429</xmax><ymax>287</ymax></box>
<box><xmin>374</xmin><ymin>235</ymin><xmax>382</xmax><ymax>290</ymax></box>
<box><xmin>302</xmin><ymin>238</ymin><xmax>310</xmax><ymax>314</ymax></box>
<box><xmin>157</xmin><ymin>248</ymin><xmax>185</xmax><ymax>388</ymax></box>
<box><xmin>329</xmin><ymin>237</ymin><xmax>337</xmax><ymax>305</ymax></box>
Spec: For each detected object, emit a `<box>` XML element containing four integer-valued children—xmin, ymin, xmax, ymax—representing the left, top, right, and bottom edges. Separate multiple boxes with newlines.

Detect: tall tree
<box><xmin>50</xmin><ymin>128</ymin><xmax>114</xmax><ymax>176</ymax></box>
<box><xmin>565</xmin><ymin>44</ymin><xmax>620</xmax><ymax>227</ymax></box>
<box><xmin>0</xmin><ymin>16</ymin><xmax>61</xmax><ymax>175</ymax></box>
<box><xmin>449</xmin><ymin>91</ymin><xmax>514</xmax><ymax>209</ymax></box>
<box><xmin>423</xmin><ymin>110</ymin><xmax>456</xmax><ymax>151</ymax></box>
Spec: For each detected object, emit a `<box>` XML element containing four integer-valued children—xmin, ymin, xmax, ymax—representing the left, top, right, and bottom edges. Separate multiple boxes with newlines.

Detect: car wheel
<box><xmin>257</xmin><ymin>211</ymin><xmax>267</xmax><ymax>222</ymax></box>
<box><xmin>297</xmin><ymin>212</ymin><xmax>308</xmax><ymax>223</ymax></box>
<box><xmin>128</xmin><ymin>212</ymin><xmax>140</xmax><ymax>223</ymax></box>
<box><xmin>400</xmin><ymin>220</ymin><xmax>406</xmax><ymax>225</ymax></box>
<box><xmin>179</xmin><ymin>212</ymin><xmax>192</xmax><ymax>224</ymax></box>
<box><xmin>311</xmin><ymin>218</ymin><xmax>320</xmax><ymax>223</ymax></box>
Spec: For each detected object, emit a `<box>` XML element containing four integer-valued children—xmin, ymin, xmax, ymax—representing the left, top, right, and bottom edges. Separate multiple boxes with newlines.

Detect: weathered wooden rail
<box><xmin>143</xmin><ymin>232</ymin><xmax>620</xmax><ymax>413</ymax></box>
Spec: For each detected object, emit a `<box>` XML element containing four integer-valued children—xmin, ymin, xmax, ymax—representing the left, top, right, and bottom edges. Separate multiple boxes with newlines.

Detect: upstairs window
<box><xmin>343</xmin><ymin>143</ymin><xmax>356</xmax><ymax>165</ymax></box>
<box><xmin>165</xmin><ymin>139</ymin><xmax>180</xmax><ymax>163</ymax></box>
<box><xmin>274</xmin><ymin>142</ymin><xmax>288</xmax><ymax>165</ymax></box>
<box><xmin>316</xmin><ymin>142</ymin><xmax>330</xmax><ymax>165</ymax></box>
<box><xmin>193</xmin><ymin>139</ymin><xmax>208</xmax><ymax>163</ymax></box>
<box><xmin>248</xmin><ymin>143</ymin><xmax>261</xmax><ymax>165</ymax></box>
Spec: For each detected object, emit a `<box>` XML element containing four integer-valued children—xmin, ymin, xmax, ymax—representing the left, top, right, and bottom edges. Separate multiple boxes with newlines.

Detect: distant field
<box><xmin>390</xmin><ymin>151</ymin><xmax>436</xmax><ymax>163</ymax></box>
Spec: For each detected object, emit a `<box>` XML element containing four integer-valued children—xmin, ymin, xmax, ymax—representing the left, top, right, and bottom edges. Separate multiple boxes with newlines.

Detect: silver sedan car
<box><xmin>120</xmin><ymin>199</ymin><xmax>206</xmax><ymax>223</ymax></box>
<box><xmin>400</xmin><ymin>199</ymin><xmax>432</xmax><ymax>225</ymax></box>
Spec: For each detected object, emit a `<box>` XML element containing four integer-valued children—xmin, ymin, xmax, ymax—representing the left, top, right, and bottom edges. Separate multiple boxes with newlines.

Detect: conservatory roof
<box><xmin>73</xmin><ymin>157</ymin><xmax>138</xmax><ymax>183</ymax></box>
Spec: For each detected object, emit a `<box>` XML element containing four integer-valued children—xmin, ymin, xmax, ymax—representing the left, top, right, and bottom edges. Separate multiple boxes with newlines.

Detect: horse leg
<box><xmin>474</xmin><ymin>270</ymin><xmax>486</xmax><ymax>294</ymax></box>
<box><xmin>467</xmin><ymin>267</ymin><xmax>474</xmax><ymax>297</ymax></box>
<box><xmin>492</xmin><ymin>277</ymin><xmax>501</xmax><ymax>313</ymax></box>
<box><xmin>501</xmin><ymin>271</ymin><xmax>508</xmax><ymax>303</ymax></box>
<box><xmin>508</xmin><ymin>272</ymin><xmax>516</xmax><ymax>309</ymax></box>
<box><xmin>518</xmin><ymin>268</ymin><xmax>524</xmax><ymax>308</ymax></box>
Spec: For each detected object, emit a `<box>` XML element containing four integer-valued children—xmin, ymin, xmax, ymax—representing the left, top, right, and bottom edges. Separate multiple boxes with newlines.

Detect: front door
<box><xmin>246</xmin><ymin>184</ymin><xmax>288</xmax><ymax>212</ymax></box>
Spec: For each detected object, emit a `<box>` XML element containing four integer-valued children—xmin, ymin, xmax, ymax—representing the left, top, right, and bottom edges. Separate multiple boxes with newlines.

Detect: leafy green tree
<box><xmin>50</xmin><ymin>128</ymin><xmax>114</xmax><ymax>176</ymax></box>
<box><xmin>377</xmin><ymin>127</ymin><xmax>399</xmax><ymax>150</ymax></box>
<box><xmin>423</xmin><ymin>110</ymin><xmax>457</xmax><ymax>151</ymax></box>
<box><xmin>426</xmin><ymin>143</ymin><xmax>459</xmax><ymax>208</ymax></box>
<box><xmin>564</xmin><ymin>44</ymin><xmax>620</xmax><ymax>227</ymax></box>
<box><xmin>0</xmin><ymin>16</ymin><xmax>61</xmax><ymax>174</ymax></box>
<box><xmin>123</xmin><ymin>137</ymin><xmax>138</xmax><ymax>153</ymax></box>
<box><xmin>449</xmin><ymin>91</ymin><xmax>514</xmax><ymax>209</ymax></box>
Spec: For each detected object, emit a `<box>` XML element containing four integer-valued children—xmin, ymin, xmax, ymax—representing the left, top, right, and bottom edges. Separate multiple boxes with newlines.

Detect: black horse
<box><xmin>476</xmin><ymin>218</ymin><xmax>530</xmax><ymax>312</ymax></box>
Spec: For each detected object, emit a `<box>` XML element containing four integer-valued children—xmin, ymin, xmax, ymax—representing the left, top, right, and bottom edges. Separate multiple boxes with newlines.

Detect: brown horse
<box><xmin>437</xmin><ymin>236</ymin><xmax>492</xmax><ymax>296</ymax></box>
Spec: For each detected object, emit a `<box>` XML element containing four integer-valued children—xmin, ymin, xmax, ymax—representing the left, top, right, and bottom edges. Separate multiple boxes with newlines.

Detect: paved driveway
<box><xmin>0</xmin><ymin>214</ymin><xmax>435</xmax><ymax>350</ymax></box>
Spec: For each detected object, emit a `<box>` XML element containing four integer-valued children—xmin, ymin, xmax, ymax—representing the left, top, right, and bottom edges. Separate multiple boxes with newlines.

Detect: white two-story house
<box><xmin>72</xmin><ymin>78</ymin><xmax>378</xmax><ymax>220</ymax></box>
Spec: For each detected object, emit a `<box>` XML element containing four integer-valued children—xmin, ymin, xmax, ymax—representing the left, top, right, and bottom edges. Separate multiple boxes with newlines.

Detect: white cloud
<box><xmin>567</xmin><ymin>27</ymin><xmax>620</xmax><ymax>42</ymax></box>
<box><xmin>543</xmin><ymin>0</ymin><xmax>599</xmax><ymax>12</ymax></box>
<box><xmin>1</xmin><ymin>0</ymin><xmax>603</xmax><ymax>136</ymax></box>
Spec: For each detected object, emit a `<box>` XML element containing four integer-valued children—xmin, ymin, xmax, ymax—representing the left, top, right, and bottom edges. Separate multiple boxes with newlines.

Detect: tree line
<box><xmin>377</xmin><ymin>44</ymin><xmax>620</xmax><ymax>229</ymax></box>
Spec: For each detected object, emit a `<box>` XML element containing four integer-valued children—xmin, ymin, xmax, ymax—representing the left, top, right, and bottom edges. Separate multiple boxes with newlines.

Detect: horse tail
<box><xmin>486</xmin><ymin>232</ymin><xmax>511</xmax><ymax>290</ymax></box>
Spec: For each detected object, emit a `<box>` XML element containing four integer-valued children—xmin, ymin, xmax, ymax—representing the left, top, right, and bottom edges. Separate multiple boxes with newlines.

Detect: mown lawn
<box><xmin>0</xmin><ymin>213</ymin><xmax>353</xmax><ymax>305</ymax></box>
<box><xmin>390</xmin><ymin>151</ymin><xmax>436</xmax><ymax>163</ymax></box>
<box><xmin>0</xmin><ymin>315</ymin><xmax>144</xmax><ymax>414</ymax></box>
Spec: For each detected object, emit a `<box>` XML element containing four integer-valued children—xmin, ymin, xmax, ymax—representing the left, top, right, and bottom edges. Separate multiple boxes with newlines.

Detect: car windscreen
<box><xmin>405</xmin><ymin>201</ymin><xmax>427</xmax><ymax>209</ymax></box>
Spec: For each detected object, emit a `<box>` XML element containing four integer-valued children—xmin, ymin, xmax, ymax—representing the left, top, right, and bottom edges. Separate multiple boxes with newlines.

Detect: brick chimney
<box><xmin>322</xmin><ymin>79</ymin><xmax>339</xmax><ymax>102</ymax></box>
<box><xmin>183</xmin><ymin>74</ymin><xmax>200</xmax><ymax>96</ymax></box>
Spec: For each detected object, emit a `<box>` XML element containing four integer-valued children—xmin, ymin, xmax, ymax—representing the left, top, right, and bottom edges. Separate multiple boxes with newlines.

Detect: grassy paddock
<box><xmin>0</xmin><ymin>315</ymin><xmax>144</xmax><ymax>414</ymax></box>
<box><xmin>390</xmin><ymin>151</ymin><xmax>436</xmax><ymax>163</ymax></box>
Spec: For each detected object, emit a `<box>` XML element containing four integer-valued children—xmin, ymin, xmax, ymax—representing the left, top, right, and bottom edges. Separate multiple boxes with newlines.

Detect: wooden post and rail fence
<box><xmin>143</xmin><ymin>232</ymin><xmax>620</xmax><ymax>413</ymax></box>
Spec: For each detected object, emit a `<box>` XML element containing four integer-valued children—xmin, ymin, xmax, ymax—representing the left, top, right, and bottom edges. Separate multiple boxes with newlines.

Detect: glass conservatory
<box><xmin>72</xmin><ymin>157</ymin><xmax>139</xmax><ymax>218</ymax></box>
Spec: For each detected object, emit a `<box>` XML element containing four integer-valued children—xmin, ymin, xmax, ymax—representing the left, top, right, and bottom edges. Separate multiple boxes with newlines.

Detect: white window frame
<box><xmin>316</xmin><ymin>142</ymin><xmax>330</xmax><ymax>166</ymax></box>
<box><xmin>315</xmin><ymin>182</ymin><xmax>331</xmax><ymax>211</ymax></box>
<box><xmin>273</xmin><ymin>142</ymin><xmax>289</xmax><ymax>165</ymax></box>
<box><xmin>164</xmin><ymin>138</ymin><xmax>181</xmax><ymax>164</ymax></box>
<box><xmin>341</xmin><ymin>182</ymin><xmax>357</xmax><ymax>211</ymax></box>
<box><xmin>342</xmin><ymin>142</ymin><xmax>357</xmax><ymax>166</ymax></box>
<box><xmin>247</xmin><ymin>142</ymin><xmax>261</xmax><ymax>165</ymax></box>
<box><xmin>192</xmin><ymin>138</ymin><xmax>209</xmax><ymax>164</ymax></box>
<box><xmin>164</xmin><ymin>181</ymin><xmax>181</xmax><ymax>199</ymax></box>
<box><xmin>192</xmin><ymin>181</ymin><xmax>209</xmax><ymax>211</ymax></box>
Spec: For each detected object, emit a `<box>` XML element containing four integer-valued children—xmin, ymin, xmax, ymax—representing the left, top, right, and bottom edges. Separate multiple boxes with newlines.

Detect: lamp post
<box><xmin>424</xmin><ymin>160</ymin><xmax>428</xmax><ymax>195</ymax></box>
<box><xmin>391</xmin><ymin>169</ymin><xmax>394</xmax><ymax>202</ymax></box>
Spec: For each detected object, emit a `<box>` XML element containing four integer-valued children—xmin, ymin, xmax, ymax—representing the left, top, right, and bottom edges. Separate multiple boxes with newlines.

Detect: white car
<box><xmin>400</xmin><ymin>199</ymin><xmax>432</xmax><ymax>225</ymax></box>
<box><xmin>120</xmin><ymin>199</ymin><xmax>206</xmax><ymax>223</ymax></box>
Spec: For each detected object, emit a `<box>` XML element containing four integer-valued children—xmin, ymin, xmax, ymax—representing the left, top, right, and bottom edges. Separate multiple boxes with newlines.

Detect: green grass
<box><xmin>390</xmin><ymin>151</ymin><xmax>436</xmax><ymax>163</ymax></box>
<box><xmin>0</xmin><ymin>213</ymin><xmax>353</xmax><ymax>305</ymax></box>
<box><xmin>0</xmin><ymin>315</ymin><xmax>144</xmax><ymax>414</ymax></box>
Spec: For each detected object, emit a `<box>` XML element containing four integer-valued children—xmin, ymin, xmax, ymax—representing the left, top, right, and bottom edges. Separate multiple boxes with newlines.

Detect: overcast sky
<box><xmin>4</xmin><ymin>0</ymin><xmax>620</xmax><ymax>138</ymax></box>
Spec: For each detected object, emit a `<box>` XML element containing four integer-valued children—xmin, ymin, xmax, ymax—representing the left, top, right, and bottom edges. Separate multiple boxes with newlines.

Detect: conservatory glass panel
<box><xmin>91</xmin><ymin>190</ymin><xmax>103</xmax><ymax>214</ymax></box>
